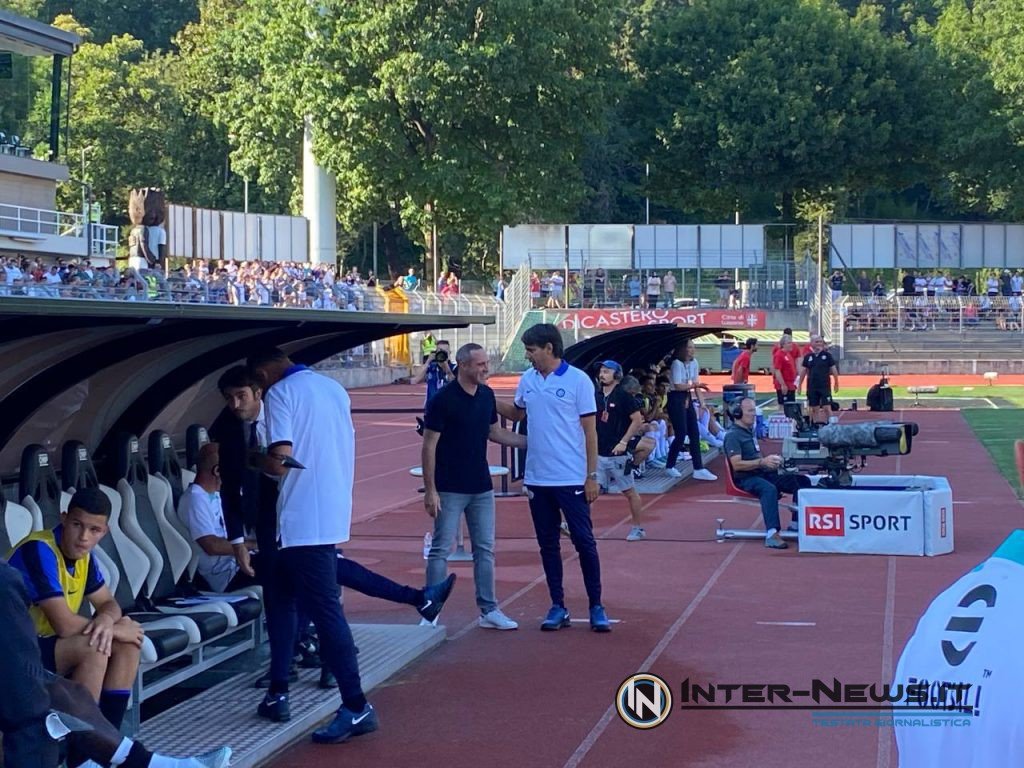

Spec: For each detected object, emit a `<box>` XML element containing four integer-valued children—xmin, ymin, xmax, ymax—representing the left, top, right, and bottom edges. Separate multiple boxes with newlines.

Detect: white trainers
<box><xmin>665</xmin><ymin>467</ymin><xmax>683</xmax><ymax>478</ymax></box>
<box><xmin>419</xmin><ymin>617</ymin><xmax>438</xmax><ymax>627</ymax></box>
<box><xmin>626</xmin><ymin>526</ymin><xmax>646</xmax><ymax>542</ymax></box>
<box><xmin>692</xmin><ymin>468</ymin><xmax>718</xmax><ymax>481</ymax></box>
<box><xmin>479</xmin><ymin>609</ymin><xmax>519</xmax><ymax>630</ymax></box>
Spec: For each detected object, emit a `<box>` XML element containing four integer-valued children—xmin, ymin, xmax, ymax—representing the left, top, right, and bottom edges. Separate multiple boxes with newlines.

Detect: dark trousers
<box><xmin>737</xmin><ymin>472</ymin><xmax>812</xmax><ymax>533</ymax></box>
<box><xmin>0</xmin><ymin>562</ymin><xmax>60</xmax><ymax>768</ymax></box>
<box><xmin>336</xmin><ymin>552</ymin><xmax>422</xmax><ymax>606</ymax></box>
<box><xmin>526</xmin><ymin>485</ymin><xmax>602</xmax><ymax>608</ymax></box>
<box><xmin>265</xmin><ymin>545</ymin><xmax>364</xmax><ymax>709</ymax></box>
<box><xmin>667</xmin><ymin>392</ymin><xmax>703</xmax><ymax>470</ymax></box>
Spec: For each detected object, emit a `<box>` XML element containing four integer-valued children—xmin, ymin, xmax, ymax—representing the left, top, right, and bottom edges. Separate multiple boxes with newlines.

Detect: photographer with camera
<box><xmin>412</xmin><ymin>339</ymin><xmax>457</xmax><ymax>408</ymax></box>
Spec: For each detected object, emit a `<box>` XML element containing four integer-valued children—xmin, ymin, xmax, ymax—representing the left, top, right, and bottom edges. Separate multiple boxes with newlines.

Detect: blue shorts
<box><xmin>37</xmin><ymin>635</ymin><xmax>58</xmax><ymax>673</ymax></box>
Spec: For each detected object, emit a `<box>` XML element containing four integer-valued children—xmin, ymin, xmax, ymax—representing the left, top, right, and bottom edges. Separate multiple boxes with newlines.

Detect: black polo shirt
<box><xmin>722</xmin><ymin>424</ymin><xmax>763</xmax><ymax>481</ymax></box>
<box><xmin>423</xmin><ymin>379</ymin><xmax>498</xmax><ymax>494</ymax></box>
<box><xmin>596</xmin><ymin>384</ymin><xmax>639</xmax><ymax>457</ymax></box>
<box><xmin>802</xmin><ymin>350</ymin><xmax>836</xmax><ymax>390</ymax></box>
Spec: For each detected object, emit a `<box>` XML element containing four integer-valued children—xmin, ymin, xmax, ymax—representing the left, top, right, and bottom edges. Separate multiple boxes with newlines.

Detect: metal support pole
<box><xmin>715</xmin><ymin>518</ymin><xmax>798</xmax><ymax>542</ymax></box>
<box><xmin>817</xmin><ymin>214</ymin><xmax>825</xmax><ymax>335</ymax></box>
<box><xmin>49</xmin><ymin>55</ymin><xmax>64</xmax><ymax>161</ymax></box>
<box><xmin>372</xmin><ymin>221</ymin><xmax>378</xmax><ymax>278</ymax></box>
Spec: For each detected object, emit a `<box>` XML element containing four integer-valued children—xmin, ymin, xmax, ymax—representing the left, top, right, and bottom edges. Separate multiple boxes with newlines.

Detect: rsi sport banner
<box><xmin>797</xmin><ymin>476</ymin><xmax>953</xmax><ymax>557</ymax></box>
<box><xmin>553</xmin><ymin>308</ymin><xmax>767</xmax><ymax>332</ymax></box>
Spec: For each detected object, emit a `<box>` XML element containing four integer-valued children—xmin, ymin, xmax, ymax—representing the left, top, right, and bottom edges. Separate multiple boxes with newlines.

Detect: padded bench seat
<box><xmin>145</xmin><ymin>627</ymin><xmax>191</xmax><ymax>658</ymax></box>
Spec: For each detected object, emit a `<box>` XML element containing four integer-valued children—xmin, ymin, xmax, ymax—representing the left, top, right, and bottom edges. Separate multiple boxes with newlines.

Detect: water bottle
<box><xmin>422</xmin><ymin>532</ymin><xmax>432</xmax><ymax>559</ymax></box>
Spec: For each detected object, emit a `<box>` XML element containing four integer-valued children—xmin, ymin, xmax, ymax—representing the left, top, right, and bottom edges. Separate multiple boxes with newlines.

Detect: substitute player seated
<box><xmin>7</xmin><ymin>487</ymin><xmax>143</xmax><ymax>732</ymax></box>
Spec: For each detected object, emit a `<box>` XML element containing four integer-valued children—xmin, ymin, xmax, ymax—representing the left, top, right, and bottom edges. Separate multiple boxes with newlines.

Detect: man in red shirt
<box><xmin>772</xmin><ymin>335</ymin><xmax>798</xmax><ymax>405</ymax></box>
<box><xmin>731</xmin><ymin>338</ymin><xmax>757</xmax><ymax>384</ymax></box>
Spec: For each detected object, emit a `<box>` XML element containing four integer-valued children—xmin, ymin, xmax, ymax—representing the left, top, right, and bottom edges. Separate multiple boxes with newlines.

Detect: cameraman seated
<box><xmin>6</xmin><ymin>489</ymin><xmax>142</xmax><ymax>732</ymax></box>
<box><xmin>411</xmin><ymin>339</ymin><xmax>456</xmax><ymax>407</ymax></box>
<box><xmin>723</xmin><ymin>398</ymin><xmax>811</xmax><ymax>550</ymax></box>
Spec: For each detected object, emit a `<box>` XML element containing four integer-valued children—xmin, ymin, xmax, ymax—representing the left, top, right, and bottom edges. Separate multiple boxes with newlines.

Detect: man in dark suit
<box><xmin>210</xmin><ymin>366</ymin><xmax>456</xmax><ymax>709</ymax></box>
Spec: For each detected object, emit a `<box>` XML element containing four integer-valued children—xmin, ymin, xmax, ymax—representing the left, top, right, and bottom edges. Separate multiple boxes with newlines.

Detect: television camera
<box><xmin>779</xmin><ymin>402</ymin><xmax>918</xmax><ymax>488</ymax></box>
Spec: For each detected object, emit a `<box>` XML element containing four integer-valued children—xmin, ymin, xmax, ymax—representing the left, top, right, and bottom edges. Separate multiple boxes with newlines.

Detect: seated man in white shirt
<box><xmin>181</xmin><ymin>443</ymin><xmax>256</xmax><ymax>593</ymax></box>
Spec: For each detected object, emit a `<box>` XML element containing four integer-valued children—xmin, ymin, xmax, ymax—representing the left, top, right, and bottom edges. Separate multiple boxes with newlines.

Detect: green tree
<box><xmin>182</xmin><ymin>0</ymin><xmax>617</xmax><ymax>275</ymax></box>
<box><xmin>927</xmin><ymin>0</ymin><xmax>1024</xmax><ymax>217</ymax></box>
<box><xmin>627</xmin><ymin>0</ymin><xmax>939</xmax><ymax>222</ymax></box>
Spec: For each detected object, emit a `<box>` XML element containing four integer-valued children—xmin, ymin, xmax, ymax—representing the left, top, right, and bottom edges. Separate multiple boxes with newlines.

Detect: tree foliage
<box><xmin>627</xmin><ymin>0</ymin><xmax>940</xmax><ymax>221</ymax></box>
<box><xmin>185</xmin><ymin>0</ymin><xmax>616</xmax><ymax>264</ymax></box>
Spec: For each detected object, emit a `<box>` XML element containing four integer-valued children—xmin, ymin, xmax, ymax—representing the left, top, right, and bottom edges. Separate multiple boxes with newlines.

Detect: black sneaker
<box><xmin>311</xmin><ymin>703</ymin><xmax>379</xmax><ymax>744</ymax></box>
<box><xmin>418</xmin><ymin>573</ymin><xmax>457</xmax><ymax>624</ymax></box>
<box><xmin>257</xmin><ymin>692</ymin><xmax>291</xmax><ymax>722</ymax></box>
<box><xmin>319</xmin><ymin>669</ymin><xmax>337</xmax><ymax>689</ymax></box>
<box><xmin>255</xmin><ymin>666</ymin><xmax>298</xmax><ymax>689</ymax></box>
<box><xmin>295</xmin><ymin>639</ymin><xmax>321</xmax><ymax>669</ymax></box>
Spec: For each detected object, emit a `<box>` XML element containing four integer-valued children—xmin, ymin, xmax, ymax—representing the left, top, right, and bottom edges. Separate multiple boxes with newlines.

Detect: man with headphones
<box><xmin>595</xmin><ymin>362</ymin><xmax>647</xmax><ymax>541</ymax></box>
<box><xmin>722</xmin><ymin>398</ymin><xmax>811</xmax><ymax>549</ymax></box>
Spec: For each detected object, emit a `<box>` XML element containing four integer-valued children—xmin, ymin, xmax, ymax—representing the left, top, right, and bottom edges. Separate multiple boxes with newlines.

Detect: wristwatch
<box><xmin>588</xmin><ymin>471</ymin><xmax>599</xmax><ymax>481</ymax></box>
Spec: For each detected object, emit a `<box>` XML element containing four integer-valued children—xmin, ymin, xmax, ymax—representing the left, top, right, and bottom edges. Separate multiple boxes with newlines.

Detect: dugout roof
<box><xmin>0</xmin><ymin>298</ymin><xmax>490</xmax><ymax>475</ymax></box>
<box><xmin>563</xmin><ymin>324</ymin><xmax>725</xmax><ymax>375</ymax></box>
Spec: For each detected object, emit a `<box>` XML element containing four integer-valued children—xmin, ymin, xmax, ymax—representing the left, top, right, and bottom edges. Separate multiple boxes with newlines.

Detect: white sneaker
<box><xmin>681</xmin><ymin>452</ymin><xmax>692</xmax><ymax>462</ymax></box>
<box><xmin>665</xmin><ymin>467</ymin><xmax>683</xmax><ymax>478</ymax></box>
<box><xmin>419</xmin><ymin>617</ymin><xmax>438</xmax><ymax>627</ymax></box>
<box><xmin>692</xmin><ymin>469</ymin><xmax>718</xmax><ymax>481</ymax></box>
<box><xmin>626</xmin><ymin>526</ymin><xmax>646</xmax><ymax>542</ymax></box>
<box><xmin>479</xmin><ymin>609</ymin><xmax>519</xmax><ymax>630</ymax></box>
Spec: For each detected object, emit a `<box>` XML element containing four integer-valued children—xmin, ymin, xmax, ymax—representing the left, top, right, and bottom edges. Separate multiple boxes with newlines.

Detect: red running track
<box><xmin>268</xmin><ymin>384</ymin><xmax>1022</xmax><ymax>768</ymax></box>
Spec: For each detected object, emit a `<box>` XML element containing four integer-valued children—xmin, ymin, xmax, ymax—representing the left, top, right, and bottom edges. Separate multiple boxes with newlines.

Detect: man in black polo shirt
<box><xmin>595</xmin><ymin>361</ymin><xmax>647</xmax><ymax>541</ymax></box>
<box><xmin>723</xmin><ymin>398</ymin><xmax>812</xmax><ymax>549</ymax></box>
<box><xmin>796</xmin><ymin>335</ymin><xmax>840</xmax><ymax>426</ymax></box>
<box><xmin>422</xmin><ymin>343</ymin><xmax>526</xmax><ymax>630</ymax></box>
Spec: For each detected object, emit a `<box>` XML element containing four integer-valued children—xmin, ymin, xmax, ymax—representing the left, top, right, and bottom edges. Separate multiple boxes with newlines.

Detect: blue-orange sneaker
<box><xmin>311</xmin><ymin>702</ymin><xmax>378</xmax><ymax>744</ymax></box>
<box><xmin>589</xmin><ymin>605</ymin><xmax>611</xmax><ymax>633</ymax></box>
<box><xmin>541</xmin><ymin>604</ymin><xmax>570</xmax><ymax>631</ymax></box>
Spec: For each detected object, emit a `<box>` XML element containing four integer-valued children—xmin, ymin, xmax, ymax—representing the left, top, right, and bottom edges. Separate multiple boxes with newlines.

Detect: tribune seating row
<box><xmin>1</xmin><ymin>427</ymin><xmax>261</xmax><ymax>732</ymax></box>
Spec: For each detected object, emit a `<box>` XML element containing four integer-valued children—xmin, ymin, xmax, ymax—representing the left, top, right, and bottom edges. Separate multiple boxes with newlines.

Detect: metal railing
<box><xmin>841</xmin><ymin>295</ymin><xmax>1024</xmax><ymax>335</ymax></box>
<box><xmin>0</xmin><ymin>203</ymin><xmax>119</xmax><ymax>257</ymax></box>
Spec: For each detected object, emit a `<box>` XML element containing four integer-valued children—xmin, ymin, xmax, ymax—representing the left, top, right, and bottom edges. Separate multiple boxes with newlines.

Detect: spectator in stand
<box><xmin>731</xmin><ymin>338</ymin><xmax>757</xmax><ymax>384</ymax></box>
<box><xmin>627</xmin><ymin>273</ymin><xmax>641</xmax><ymax>307</ymax></box>
<box><xmin>856</xmin><ymin>271</ymin><xmax>871</xmax><ymax>295</ymax></box>
<box><xmin>772</xmin><ymin>334</ymin><xmax>798</xmax><ymax>405</ymax></box>
<box><xmin>662</xmin><ymin>270</ymin><xmax>676</xmax><ymax>308</ymax></box>
<box><xmin>901</xmin><ymin>270</ymin><xmax>917</xmax><ymax>296</ymax></box>
<box><xmin>530</xmin><ymin>272</ymin><xmax>541</xmax><ymax>307</ymax></box>
<box><xmin>714</xmin><ymin>272</ymin><xmax>732</xmax><ymax>307</ymax></box>
<box><xmin>872</xmin><ymin>275</ymin><xmax>886</xmax><ymax>298</ymax></box>
<box><xmin>547</xmin><ymin>271</ymin><xmax>564</xmax><ymax>308</ymax></box>
<box><xmin>593</xmin><ymin>267</ymin><xmax>606</xmax><ymax>305</ymax></box>
<box><xmin>829</xmin><ymin>269</ymin><xmax>844</xmax><ymax>302</ymax></box>
<box><xmin>644</xmin><ymin>272</ymin><xmax>661</xmax><ymax>309</ymax></box>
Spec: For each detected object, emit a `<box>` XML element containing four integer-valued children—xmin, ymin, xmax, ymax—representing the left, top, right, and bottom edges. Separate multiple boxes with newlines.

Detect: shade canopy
<box><xmin>0</xmin><ymin>298</ymin><xmax>489</xmax><ymax>474</ymax></box>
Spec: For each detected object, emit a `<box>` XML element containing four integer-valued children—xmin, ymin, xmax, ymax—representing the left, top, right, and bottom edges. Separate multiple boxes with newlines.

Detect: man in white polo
<box><xmin>246</xmin><ymin>347</ymin><xmax>376</xmax><ymax>745</ymax></box>
<box><xmin>497</xmin><ymin>323</ymin><xmax>611</xmax><ymax>632</ymax></box>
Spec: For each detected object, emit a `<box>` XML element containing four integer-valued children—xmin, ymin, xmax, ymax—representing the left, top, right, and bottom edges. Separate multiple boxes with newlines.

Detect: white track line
<box><xmin>562</xmin><ymin>512</ymin><xmax>758</xmax><ymax>768</ymax></box>
<box><xmin>876</xmin><ymin>556</ymin><xmax>898</xmax><ymax>768</ymax></box>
